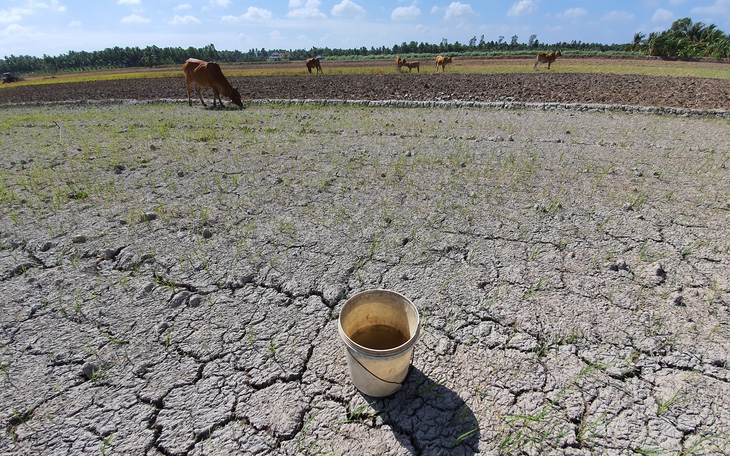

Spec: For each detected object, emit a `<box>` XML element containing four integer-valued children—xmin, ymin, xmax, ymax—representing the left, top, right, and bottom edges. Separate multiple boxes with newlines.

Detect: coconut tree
<box><xmin>646</xmin><ymin>17</ymin><xmax>729</xmax><ymax>57</ymax></box>
<box><xmin>628</xmin><ymin>32</ymin><xmax>647</xmax><ymax>52</ymax></box>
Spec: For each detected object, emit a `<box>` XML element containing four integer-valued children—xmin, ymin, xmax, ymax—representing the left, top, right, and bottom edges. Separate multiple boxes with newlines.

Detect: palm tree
<box><xmin>649</xmin><ymin>17</ymin><xmax>730</xmax><ymax>57</ymax></box>
<box><xmin>670</xmin><ymin>17</ymin><xmax>693</xmax><ymax>35</ymax></box>
<box><xmin>686</xmin><ymin>21</ymin><xmax>702</xmax><ymax>40</ymax></box>
<box><xmin>630</xmin><ymin>32</ymin><xmax>646</xmax><ymax>51</ymax></box>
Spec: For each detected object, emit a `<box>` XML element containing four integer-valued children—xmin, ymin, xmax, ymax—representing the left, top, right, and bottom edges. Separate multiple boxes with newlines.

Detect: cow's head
<box><xmin>231</xmin><ymin>88</ymin><xmax>243</xmax><ymax>108</ymax></box>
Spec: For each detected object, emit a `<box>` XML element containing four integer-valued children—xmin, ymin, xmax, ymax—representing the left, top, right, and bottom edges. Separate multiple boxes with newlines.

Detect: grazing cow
<box><xmin>183</xmin><ymin>58</ymin><xmax>242</xmax><ymax>108</ymax></box>
<box><xmin>306</xmin><ymin>57</ymin><xmax>323</xmax><ymax>74</ymax></box>
<box><xmin>404</xmin><ymin>61</ymin><xmax>420</xmax><ymax>73</ymax></box>
<box><xmin>534</xmin><ymin>50</ymin><xmax>562</xmax><ymax>70</ymax></box>
<box><xmin>435</xmin><ymin>55</ymin><xmax>452</xmax><ymax>72</ymax></box>
<box><xmin>396</xmin><ymin>56</ymin><xmax>406</xmax><ymax>72</ymax></box>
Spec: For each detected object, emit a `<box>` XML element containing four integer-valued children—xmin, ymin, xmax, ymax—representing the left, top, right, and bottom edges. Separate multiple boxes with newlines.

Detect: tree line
<box><xmin>2</xmin><ymin>17</ymin><xmax>727</xmax><ymax>76</ymax></box>
<box><xmin>0</xmin><ymin>38</ymin><xmax>621</xmax><ymax>76</ymax></box>
<box><xmin>628</xmin><ymin>17</ymin><xmax>730</xmax><ymax>58</ymax></box>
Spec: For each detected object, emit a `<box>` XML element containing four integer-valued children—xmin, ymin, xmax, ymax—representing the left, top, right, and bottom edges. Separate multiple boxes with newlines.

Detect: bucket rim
<box><xmin>338</xmin><ymin>289</ymin><xmax>420</xmax><ymax>357</ymax></box>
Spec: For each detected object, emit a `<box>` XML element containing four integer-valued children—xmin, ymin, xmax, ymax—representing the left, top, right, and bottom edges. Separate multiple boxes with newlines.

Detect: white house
<box><xmin>268</xmin><ymin>52</ymin><xmax>291</xmax><ymax>61</ymax></box>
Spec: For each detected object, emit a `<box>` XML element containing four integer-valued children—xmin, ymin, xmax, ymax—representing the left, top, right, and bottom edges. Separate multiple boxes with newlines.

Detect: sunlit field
<box><xmin>3</xmin><ymin>54</ymin><xmax>729</xmax><ymax>88</ymax></box>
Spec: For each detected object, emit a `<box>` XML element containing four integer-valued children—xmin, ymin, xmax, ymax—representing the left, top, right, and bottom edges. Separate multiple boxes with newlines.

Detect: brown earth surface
<box><xmin>2</xmin><ymin>68</ymin><xmax>730</xmax><ymax>111</ymax></box>
<box><xmin>3</xmin><ymin>59</ymin><xmax>730</xmax><ymax>455</ymax></box>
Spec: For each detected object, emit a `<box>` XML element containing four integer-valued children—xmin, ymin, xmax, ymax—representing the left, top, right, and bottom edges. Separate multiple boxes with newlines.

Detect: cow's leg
<box><xmin>186</xmin><ymin>80</ymin><xmax>192</xmax><ymax>106</ymax></box>
<box><xmin>196</xmin><ymin>85</ymin><xmax>206</xmax><ymax>107</ymax></box>
<box><xmin>547</xmin><ymin>61</ymin><xmax>551</xmax><ymax>69</ymax></box>
<box><xmin>213</xmin><ymin>89</ymin><xmax>221</xmax><ymax>107</ymax></box>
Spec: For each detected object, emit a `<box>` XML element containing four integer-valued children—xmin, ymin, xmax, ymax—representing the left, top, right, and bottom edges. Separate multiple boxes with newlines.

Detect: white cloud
<box><xmin>0</xmin><ymin>10</ymin><xmax>24</xmax><ymax>24</ymax></box>
<box><xmin>117</xmin><ymin>0</ymin><xmax>141</xmax><ymax>4</ymax></box>
<box><xmin>243</xmin><ymin>6</ymin><xmax>273</xmax><ymax>21</ymax></box>
<box><xmin>444</xmin><ymin>2</ymin><xmax>475</xmax><ymax>20</ymax></box>
<box><xmin>209</xmin><ymin>0</ymin><xmax>230</xmax><ymax>7</ymax></box>
<box><xmin>602</xmin><ymin>11</ymin><xmax>634</xmax><ymax>22</ymax></box>
<box><xmin>332</xmin><ymin>0</ymin><xmax>365</xmax><ymax>18</ymax></box>
<box><xmin>121</xmin><ymin>14</ymin><xmax>150</xmax><ymax>24</ymax></box>
<box><xmin>558</xmin><ymin>7</ymin><xmax>588</xmax><ymax>20</ymax></box>
<box><xmin>507</xmin><ymin>0</ymin><xmax>537</xmax><ymax>17</ymax></box>
<box><xmin>392</xmin><ymin>5</ymin><xmax>420</xmax><ymax>20</ymax></box>
<box><xmin>1</xmin><ymin>23</ymin><xmax>31</xmax><ymax>38</ymax></box>
<box><xmin>68</xmin><ymin>20</ymin><xmax>82</xmax><ymax>27</ymax></box>
<box><xmin>269</xmin><ymin>30</ymin><xmax>284</xmax><ymax>42</ymax></box>
<box><xmin>691</xmin><ymin>1</ymin><xmax>730</xmax><ymax>16</ymax></box>
<box><xmin>287</xmin><ymin>0</ymin><xmax>326</xmax><ymax>20</ymax></box>
<box><xmin>174</xmin><ymin>4</ymin><xmax>192</xmax><ymax>11</ymax></box>
<box><xmin>1</xmin><ymin>0</ymin><xmax>65</xmax><ymax>24</ymax></box>
<box><xmin>169</xmin><ymin>15</ymin><xmax>200</xmax><ymax>25</ymax></box>
<box><xmin>651</xmin><ymin>8</ymin><xmax>674</xmax><ymax>22</ymax></box>
<box><xmin>51</xmin><ymin>0</ymin><xmax>66</xmax><ymax>13</ymax></box>
<box><xmin>222</xmin><ymin>7</ymin><xmax>273</xmax><ymax>22</ymax></box>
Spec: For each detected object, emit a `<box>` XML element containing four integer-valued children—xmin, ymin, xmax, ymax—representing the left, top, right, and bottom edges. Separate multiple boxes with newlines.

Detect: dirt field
<box><xmin>1</xmin><ymin>60</ymin><xmax>730</xmax><ymax>455</ymax></box>
<box><xmin>1</xmin><ymin>57</ymin><xmax>730</xmax><ymax>110</ymax></box>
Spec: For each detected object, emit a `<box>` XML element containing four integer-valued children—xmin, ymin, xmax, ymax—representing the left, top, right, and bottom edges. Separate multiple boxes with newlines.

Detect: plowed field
<box><xmin>2</xmin><ymin>57</ymin><xmax>730</xmax><ymax>110</ymax></box>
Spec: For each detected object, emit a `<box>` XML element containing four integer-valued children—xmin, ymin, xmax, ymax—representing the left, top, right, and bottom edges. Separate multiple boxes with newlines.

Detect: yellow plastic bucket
<box><xmin>338</xmin><ymin>289</ymin><xmax>420</xmax><ymax>397</ymax></box>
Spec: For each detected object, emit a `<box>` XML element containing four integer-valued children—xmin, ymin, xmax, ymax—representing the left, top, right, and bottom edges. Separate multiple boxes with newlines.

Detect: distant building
<box><xmin>268</xmin><ymin>52</ymin><xmax>291</xmax><ymax>61</ymax></box>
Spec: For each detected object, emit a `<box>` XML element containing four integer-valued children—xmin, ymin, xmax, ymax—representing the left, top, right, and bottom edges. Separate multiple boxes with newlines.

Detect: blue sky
<box><xmin>2</xmin><ymin>1</ymin><xmax>730</xmax><ymax>57</ymax></box>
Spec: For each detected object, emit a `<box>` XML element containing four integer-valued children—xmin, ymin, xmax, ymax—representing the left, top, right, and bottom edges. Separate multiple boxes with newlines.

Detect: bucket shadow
<box><xmin>364</xmin><ymin>367</ymin><xmax>480</xmax><ymax>455</ymax></box>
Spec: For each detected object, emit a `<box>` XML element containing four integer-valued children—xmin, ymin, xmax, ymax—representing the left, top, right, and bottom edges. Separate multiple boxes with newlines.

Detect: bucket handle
<box><xmin>349</xmin><ymin>348</ymin><xmax>414</xmax><ymax>387</ymax></box>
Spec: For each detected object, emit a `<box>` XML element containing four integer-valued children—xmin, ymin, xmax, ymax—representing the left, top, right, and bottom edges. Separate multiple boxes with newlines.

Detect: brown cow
<box><xmin>435</xmin><ymin>55</ymin><xmax>452</xmax><ymax>72</ymax></box>
<box><xmin>534</xmin><ymin>50</ymin><xmax>562</xmax><ymax>70</ymax></box>
<box><xmin>396</xmin><ymin>56</ymin><xmax>406</xmax><ymax>72</ymax></box>
<box><xmin>183</xmin><ymin>58</ymin><xmax>242</xmax><ymax>108</ymax></box>
<box><xmin>306</xmin><ymin>57</ymin><xmax>323</xmax><ymax>74</ymax></box>
<box><xmin>404</xmin><ymin>61</ymin><xmax>420</xmax><ymax>73</ymax></box>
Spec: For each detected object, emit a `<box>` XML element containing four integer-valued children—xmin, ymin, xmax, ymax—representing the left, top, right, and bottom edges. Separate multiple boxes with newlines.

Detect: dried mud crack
<box><xmin>1</xmin><ymin>74</ymin><xmax>729</xmax><ymax>455</ymax></box>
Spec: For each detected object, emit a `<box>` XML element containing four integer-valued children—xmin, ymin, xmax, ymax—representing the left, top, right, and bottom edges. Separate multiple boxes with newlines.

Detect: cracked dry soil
<box><xmin>1</xmin><ymin>80</ymin><xmax>730</xmax><ymax>455</ymax></box>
